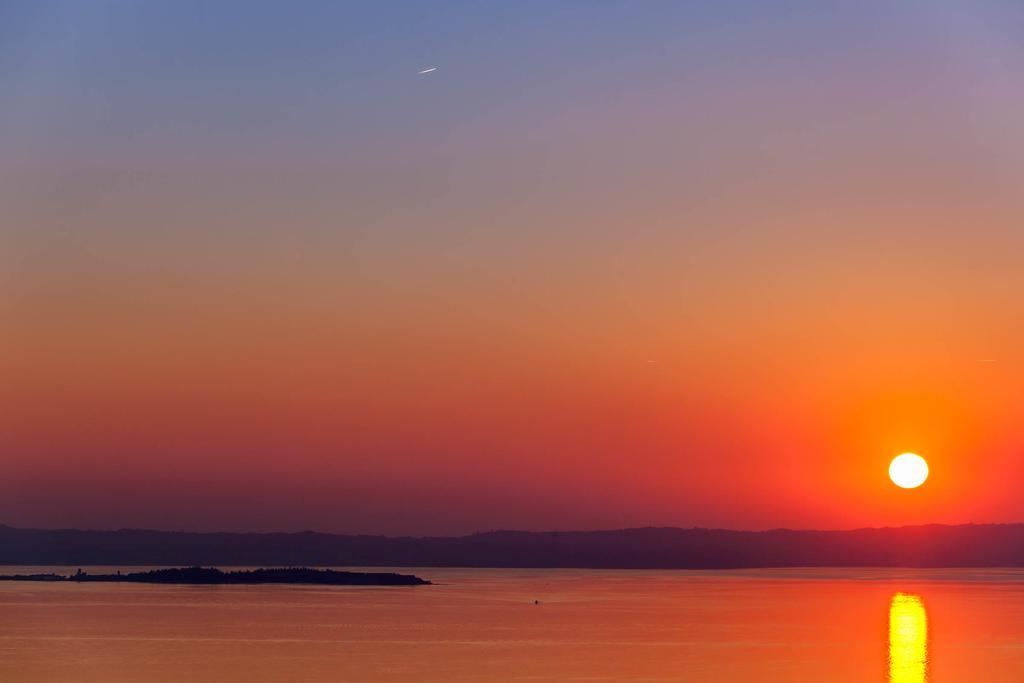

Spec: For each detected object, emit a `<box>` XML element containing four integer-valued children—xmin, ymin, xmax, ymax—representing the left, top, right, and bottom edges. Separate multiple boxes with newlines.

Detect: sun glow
<box><xmin>889</xmin><ymin>453</ymin><xmax>929</xmax><ymax>489</ymax></box>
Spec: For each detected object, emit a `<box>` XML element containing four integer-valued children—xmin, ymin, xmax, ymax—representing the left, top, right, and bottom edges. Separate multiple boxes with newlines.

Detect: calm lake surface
<box><xmin>3</xmin><ymin>566</ymin><xmax>1024</xmax><ymax>681</ymax></box>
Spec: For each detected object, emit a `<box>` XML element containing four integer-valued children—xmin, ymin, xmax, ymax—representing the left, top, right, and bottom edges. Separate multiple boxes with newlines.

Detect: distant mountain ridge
<box><xmin>2</xmin><ymin>523</ymin><xmax>1024</xmax><ymax>568</ymax></box>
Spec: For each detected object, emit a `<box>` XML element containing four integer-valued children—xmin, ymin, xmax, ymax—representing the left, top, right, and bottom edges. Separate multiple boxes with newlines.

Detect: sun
<box><xmin>889</xmin><ymin>453</ymin><xmax>929</xmax><ymax>489</ymax></box>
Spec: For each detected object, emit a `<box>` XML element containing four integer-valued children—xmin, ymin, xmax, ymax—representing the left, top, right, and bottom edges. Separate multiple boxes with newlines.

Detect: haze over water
<box><xmin>4</xmin><ymin>567</ymin><xmax>1024</xmax><ymax>681</ymax></box>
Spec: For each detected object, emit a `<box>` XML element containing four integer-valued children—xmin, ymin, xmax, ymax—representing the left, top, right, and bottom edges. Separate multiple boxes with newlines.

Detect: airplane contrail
<box><xmin>418</xmin><ymin>67</ymin><xmax>437</xmax><ymax>74</ymax></box>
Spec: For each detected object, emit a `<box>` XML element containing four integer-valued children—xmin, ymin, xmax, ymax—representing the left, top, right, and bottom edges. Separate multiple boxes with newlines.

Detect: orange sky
<box><xmin>3</xmin><ymin>2</ymin><xmax>1024</xmax><ymax>533</ymax></box>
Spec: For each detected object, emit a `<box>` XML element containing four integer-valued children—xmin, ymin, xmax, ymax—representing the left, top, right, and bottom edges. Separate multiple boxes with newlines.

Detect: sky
<box><xmin>3</xmin><ymin>1</ymin><xmax>1024</xmax><ymax>535</ymax></box>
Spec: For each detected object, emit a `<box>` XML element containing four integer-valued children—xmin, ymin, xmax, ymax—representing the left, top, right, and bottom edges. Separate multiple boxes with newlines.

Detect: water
<box><xmin>3</xmin><ymin>566</ymin><xmax>1024</xmax><ymax>681</ymax></box>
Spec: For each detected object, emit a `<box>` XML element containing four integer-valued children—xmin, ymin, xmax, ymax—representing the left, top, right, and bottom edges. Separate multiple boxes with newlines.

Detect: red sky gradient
<box><xmin>3</xmin><ymin>2</ymin><xmax>1024</xmax><ymax>534</ymax></box>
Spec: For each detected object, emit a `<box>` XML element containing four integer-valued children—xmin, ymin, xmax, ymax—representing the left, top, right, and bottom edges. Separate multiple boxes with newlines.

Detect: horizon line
<box><xmin>2</xmin><ymin>520</ymin><xmax>1018</xmax><ymax>538</ymax></box>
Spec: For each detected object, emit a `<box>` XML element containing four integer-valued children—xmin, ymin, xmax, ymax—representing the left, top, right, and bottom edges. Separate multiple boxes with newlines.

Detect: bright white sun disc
<box><xmin>889</xmin><ymin>453</ymin><xmax>928</xmax><ymax>489</ymax></box>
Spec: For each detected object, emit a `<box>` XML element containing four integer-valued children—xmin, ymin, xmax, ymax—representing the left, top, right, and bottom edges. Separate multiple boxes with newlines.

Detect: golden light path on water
<box><xmin>889</xmin><ymin>593</ymin><xmax>929</xmax><ymax>683</ymax></box>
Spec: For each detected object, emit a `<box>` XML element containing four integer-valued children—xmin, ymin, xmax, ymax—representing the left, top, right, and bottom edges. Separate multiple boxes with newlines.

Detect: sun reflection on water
<box><xmin>889</xmin><ymin>593</ymin><xmax>928</xmax><ymax>683</ymax></box>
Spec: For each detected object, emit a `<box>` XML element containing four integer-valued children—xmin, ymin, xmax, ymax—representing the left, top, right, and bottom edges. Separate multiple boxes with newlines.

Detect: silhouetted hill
<box><xmin>2</xmin><ymin>523</ymin><xmax>1024</xmax><ymax>568</ymax></box>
